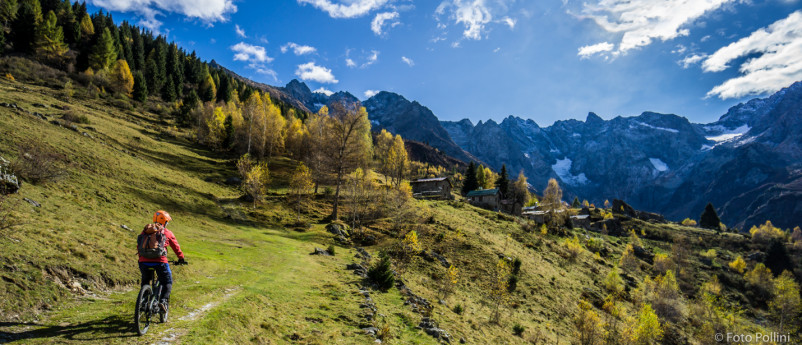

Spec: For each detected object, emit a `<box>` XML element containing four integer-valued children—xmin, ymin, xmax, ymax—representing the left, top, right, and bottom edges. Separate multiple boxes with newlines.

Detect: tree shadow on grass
<box><xmin>0</xmin><ymin>314</ymin><xmax>137</xmax><ymax>343</ymax></box>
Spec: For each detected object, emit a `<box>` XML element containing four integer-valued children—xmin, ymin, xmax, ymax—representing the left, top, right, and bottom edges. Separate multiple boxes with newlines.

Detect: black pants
<box><xmin>138</xmin><ymin>262</ymin><xmax>173</xmax><ymax>304</ymax></box>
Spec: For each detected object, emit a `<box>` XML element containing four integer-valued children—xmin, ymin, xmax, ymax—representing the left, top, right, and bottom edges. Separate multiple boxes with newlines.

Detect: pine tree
<box><xmin>131</xmin><ymin>28</ymin><xmax>144</xmax><ymax>71</ymax></box>
<box><xmin>765</xmin><ymin>240</ymin><xmax>793</xmax><ymax>278</ymax></box>
<box><xmin>476</xmin><ymin>164</ymin><xmax>486</xmax><ymax>189</ymax></box>
<box><xmin>35</xmin><ymin>10</ymin><xmax>68</xmax><ymax>61</ymax></box>
<box><xmin>462</xmin><ymin>162</ymin><xmax>478</xmax><ymax>195</ymax></box>
<box><xmin>699</xmin><ymin>202</ymin><xmax>721</xmax><ymax>230</ymax></box>
<box><xmin>367</xmin><ymin>252</ymin><xmax>395</xmax><ymax>291</ymax></box>
<box><xmin>572</xmin><ymin>196</ymin><xmax>580</xmax><ymax>208</ymax></box>
<box><xmin>161</xmin><ymin>78</ymin><xmax>176</xmax><ymax>102</ymax></box>
<box><xmin>0</xmin><ymin>0</ymin><xmax>18</xmax><ymax>28</ymax></box>
<box><xmin>77</xmin><ymin>12</ymin><xmax>92</xmax><ymax>37</ymax></box>
<box><xmin>495</xmin><ymin>164</ymin><xmax>509</xmax><ymax>197</ymax></box>
<box><xmin>57</xmin><ymin>1</ymin><xmax>78</xmax><ymax>45</ymax></box>
<box><xmin>178</xmin><ymin>89</ymin><xmax>199</xmax><ymax>124</ymax></box>
<box><xmin>132</xmin><ymin>70</ymin><xmax>147</xmax><ymax>102</ymax></box>
<box><xmin>88</xmin><ymin>27</ymin><xmax>116</xmax><ymax>70</ymax></box>
<box><xmin>11</xmin><ymin>0</ymin><xmax>42</xmax><ymax>53</ymax></box>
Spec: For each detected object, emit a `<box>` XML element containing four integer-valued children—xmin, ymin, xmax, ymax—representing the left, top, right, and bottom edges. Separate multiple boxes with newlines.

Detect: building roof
<box><xmin>466</xmin><ymin>188</ymin><xmax>499</xmax><ymax>197</ymax></box>
<box><xmin>571</xmin><ymin>215</ymin><xmax>590</xmax><ymax>220</ymax></box>
<box><xmin>411</xmin><ymin>177</ymin><xmax>449</xmax><ymax>183</ymax></box>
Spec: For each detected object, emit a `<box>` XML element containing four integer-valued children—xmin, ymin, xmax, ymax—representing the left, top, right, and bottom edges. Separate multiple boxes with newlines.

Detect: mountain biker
<box><xmin>137</xmin><ymin>210</ymin><xmax>186</xmax><ymax>315</ymax></box>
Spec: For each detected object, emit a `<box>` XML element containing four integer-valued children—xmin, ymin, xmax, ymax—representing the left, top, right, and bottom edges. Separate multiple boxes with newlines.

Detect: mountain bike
<box><xmin>134</xmin><ymin>261</ymin><xmax>185</xmax><ymax>336</ymax></box>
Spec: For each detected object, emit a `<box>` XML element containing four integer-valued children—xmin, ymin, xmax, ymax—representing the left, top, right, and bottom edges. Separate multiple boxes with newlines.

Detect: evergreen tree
<box><xmin>476</xmin><ymin>164</ymin><xmax>486</xmax><ymax>189</ymax></box>
<box><xmin>367</xmin><ymin>252</ymin><xmax>395</xmax><ymax>291</ymax></box>
<box><xmin>57</xmin><ymin>0</ymin><xmax>78</xmax><ymax>45</ymax></box>
<box><xmin>178</xmin><ymin>89</ymin><xmax>199</xmax><ymax>124</ymax></box>
<box><xmin>0</xmin><ymin>28</ymin><xmax>5</xmax><ymax>54</ymax></box>
<box><xmin>572</xmin><ymin>196</ymin><xmax>581</xmax><ymax>208</ymax></box>
<box><xmin>217</xmin><ymin>73</ymin><xmax>232</xmax><ymax>103</ymax></box>
<box><xmin>161</xmin><ymin>78</ymin><xmax>176</xmax><ymax>102</ymax></box>
<box><xmin>77</xmin><ymin>11</ymin><xmax>92</xmax><ymax>37</ymax></box>
<box><xmin>11</xmin><ymin>0</ymin><xmax>42</xmax><ymax>53</ymax></box>
<box><xmin>35</xmin><ymin>10</ymin><xmax>68</xmax><ymax>61</ymax></box>
<box><xmin>88</xmin><ymin>27</ymin><xmax>116</xmax><ymax>70</ymax></box>
<box><xmin>765</xmin><ymin>240</ymin><xmax>793</xmax><ymax>278</ymax></box>
<box><xmin>0</xmin><ymin>0</ymin><xmax>18</xmax><ymax>28</ymax></box>
<box><xmin>699</xmin><ymin>202</ymin><xmax>721</xmax><ymax>230</ymax></box>
<box><xmin>131</xmin><ymin>28</ymin><xmax>144</xmax><ymax>71</ymax></box>
<box><xmin>462</xmin><ymin>162</ymin><xmax>478</xmax><ymax>195</ymax></box>
<box><xmin>495</xmin><ymin>164</ymin><xmax>509</xmax><ymax>197</ymax></box>
<box><xmin>132</xmin><ymin>70</ymin><xmax>147</xmax><ymax>102</ymax></box>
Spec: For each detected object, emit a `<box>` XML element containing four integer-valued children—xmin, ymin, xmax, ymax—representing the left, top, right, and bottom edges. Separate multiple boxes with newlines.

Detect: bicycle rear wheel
<box><xmin>135</xmin><ymin>285</ymin><xmax>153</xmax><ymax>335</ymax></box>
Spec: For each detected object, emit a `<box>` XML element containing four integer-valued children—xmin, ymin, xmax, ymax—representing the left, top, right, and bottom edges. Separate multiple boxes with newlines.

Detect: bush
<box><xmin>61</xmin><ymin>111</ymin><xmax>90</xmax><ymax>125</ymax></box>
<box><xmin>563</xmin><ymin>236</ymin><xmax>583</xmax><ymax>261</ymax></box>
<box><xmin>507</xmin><ymin>274</ymin><xmax>519</xmax><ymax>292</ymax></box>
<box><xmin>452</xmin><ymin>304</ymin><xmax>463</xmax><ymax>315</ymax></box>
<box><xmin>326</xmin><ymin>244</ymin><xmax>336</xmax><ymax>256</ymax></box>
<box><xmin>750</xmin><ymin>221</ymin><xmax>787</xmax><ymax>244</ymax></box>
<box><xmin>512</xmin><ymin>323</ymin><xmax>525</xmax><ymax>337</ymax></box>
<box><xmin>367</xmin><ymin>252</ymin><xmax>395</xmax><ymax>291</ymax></box>
<box><xmin>511</xmin><ymin>257</ymin><xmax>522</xmax><ymax>276</ymax></box>
<box><xmin>728</xmin><ymin>255</ymin><xmax>746</xmax><ymax>274</ymax></box>
<box><xmin>652</xmin><ymin>253</ymin><xmax>674</xmax><ymax>275</ymax></box>
<box><xmin>10</xmin><ymin>140</ymin><xmax>67</xmax><ymax>184</ymax></box>
<box><xmin>681</xmin><ymin>218</ymin><xmax>697</xmax><ymax>227</ymax></box>
<box><xmin>586</xmin><ymin>237</ymin><xmax>605</xmax><ymax>254</ymax></box>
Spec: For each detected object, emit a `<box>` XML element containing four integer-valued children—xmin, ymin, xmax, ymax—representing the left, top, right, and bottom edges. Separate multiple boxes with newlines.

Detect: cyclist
<box><xmin>137</xmin><ymin>210</ymin><xmax>186</xmax><ymax>315</ymax></box>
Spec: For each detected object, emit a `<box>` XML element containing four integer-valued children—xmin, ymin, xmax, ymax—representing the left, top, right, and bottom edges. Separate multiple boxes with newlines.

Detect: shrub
<box><xmin>681</xmin><ymin>218</ymin><xmax>697</xmax><ymax>227</ymax></box>
<box><xmin>652</xmin><ymin>253</ymin><xmax>674</xmax><ymax>275</ymax></box>
<box><xmin>745</xmin><ymin>263</ymin><xmax>775</xmax><ymax>301</ymax></box>
<box><xmin>586</xmin><ymin>237</ymin><xmax>605</xmax><ymax>254</ymax></box>
<box><xmin>631</xmin><ymin>303</ymin><xmax>664</xmax><ymax>344</ymax></box>
<box><xmin>512</xmin><ymin>323</ymin><xmax>525</xmax><ymax>337</ymax></box>
<box><xmin>511</xmin><ymin>257</ymin><xmax>522</xmax><ymax>276</ymax></box>
<box><xmin>620</xmin><ymin>244</ymin><xmax>639</xmax><ymax>271</ymax></box>
<box><xmin>326</xmin><ymin>244</ymin><xmax>336</xmax><ymax>256</ymax></box>
<box><xmin>61</xmin><ymin>111</ymin><xmax>90</xmax><ymax>125</ymax></box>
<box><xmin>367</xmin><ymin>252</ymin><xmax>395</xmax><ymax>291</ymax></box>
<box><xmin>10</xmin><ymin>140</ymin><xmax>67</xmax><ymax>184</ymax></box>
<box><xmin>574</xmin><ymin>300</ymin><xmax>604</xmax><ymax>345</ymax></box>
<box><xmin>377</xmin><ymin>322</ymin><xmax>392</xmax><ymax>342</ymax></box>
<box><xmin>452</xmin><ymin>304</ymin><xmax>463</xmax><ymax>315</ymax></box>
<box><xmin>750</xmin><ymin>221</ymin><xmax>787</xmax><ymax>244</ymax></box>
<box><xmin>507</xmin><ymin>274</ymin><xmax>519</xmax><ymax>292</ymax></box>
<box><xmin>604</xmin><ymin>265</ymin><xmax>624</xmax><ymax>296</ymax></box>
<box><xmin>563</xmin><ymin>235</ymin><xmax>584</xmax><ymax>261</ymax></box>
<box><xmin>633</xmin><ymin>270</ymin><xmax>685</xmax><ymax>323</ymax></box>
<box><xmin>728</xmin><ymin>255</ymin><xmax>746</xmax><ymax>274</ymax></box>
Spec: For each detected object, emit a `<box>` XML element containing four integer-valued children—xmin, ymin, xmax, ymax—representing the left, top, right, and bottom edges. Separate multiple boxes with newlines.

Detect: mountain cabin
<box><xmin>410</xmin><ymin>177</ymin><xmax>453</xmax><ymax>200</ymax></box>
<box><xmin>466</xmin><ymin>188</ymin><xmax>501</xmax><ymax>211</ymax></box>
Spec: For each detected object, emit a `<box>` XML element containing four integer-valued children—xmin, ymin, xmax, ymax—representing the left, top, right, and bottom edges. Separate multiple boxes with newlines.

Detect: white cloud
<box><xmin>313</xmin><ymin>87</ymin><xmax>334</xmax><ymax>96</ymax></box>
<box><xmin>493</xmin><ymin>47</ymin><xmax>500</xmax><ymax>53</ymax></box>
<box><xmin>364</xmin><ymin>90</ymin><xmax>379</xmax><ymax>98</ymax></box>
<box><xmin>371</xmin><ymin>11</ymin><xmax>400</xmax><ymax>36</ymax></box>
<box><xmin>501</xmin><ymin>16</ymin><xmax>515</xmax><ymax>29</ymax></box>
<box><xmin>703</xmin><ymin>10</ymin><xmax>802</xmax><ymax>99</ymax></box>
<box><xmin>364</xmin><ymin>50</ymin><xmax>379</xmax><ymax>67</ymax></box>
<box><xmin>88</xmin><ymin>0</ymin><xmax>236</xmax><ymax>30</ymax></box>
<box><xmin>235</xmin><ymin>24</ymin><xmax>246</xmax><ymax>38</ymax></box>
<box><xmin>281</xmin><ymin>42</ymin><xmax>317</xmax><ymax>55</ymax></box>
<box><xmin>678</xmin><ymin>53</ymin><xmax>706</xmax><ymax>68</ymax></box>
<box><xmin>297</xmin><ymin>0</ymin><xmax>388</xmax><ymax>18</ymax></box>
<box><xmin>577</xmin><ymin>42</ymin><xmax>614</xmax><ymax>59</ymax></box>
<box><xmin>577</xmin><ymin>0</ymin><xmax>736</xmax><ymax>57</ymax></box>
<box><xmin>346</xmin><ymin>58</ymin><xmax>357</xmax><ymax>67</ymax></box>
<box><xmin>435</xmin><ymin>0</ymin><xmax>515</xmax><ymax>40</ymax></box>
<box><xmin>255</xmin><ymin>67</ymin><xmax>278</xmax><ymax>81</ymax></box>
<box><xmin>401</xmin><ymin>56</ymin><xmax>414</xmax><ymax>66</ymax></box>
<box><xmin>231</xmin><ymin>42</ymin><xmax>272</xmax><ymax>63</ymax></box>
<box><xmin>296</xmin><ymin>62</ymin><xmax>339</xmax><ymax>84</ymax></box>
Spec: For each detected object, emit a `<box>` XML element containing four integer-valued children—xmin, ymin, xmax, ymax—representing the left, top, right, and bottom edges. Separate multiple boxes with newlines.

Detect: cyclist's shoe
<box><xmin>159</xmin><ymin>301</ymin><xmax>169</xmax><ymax>314</ymax></box>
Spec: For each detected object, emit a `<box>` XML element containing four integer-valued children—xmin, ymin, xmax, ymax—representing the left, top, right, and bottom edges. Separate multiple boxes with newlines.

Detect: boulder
<box><xmin>23</xmin><ymin>198</ymin><xmax>40</xmax><ymax>207</ymax></box>
<box><xmin>747</xmin><ymin>252</ymin><xmax>766</xmax><ymax>262</ymax></box>
<box><xmin>310</xmin><ymin>247</ymin><xmax>332</xmax><ymax>256</ymax></box>
<box><xmin>591</xmin><ymin>218</ymin><xmax>623</xmax><ymax>236</ymax></box>
<box><xmin>326</xmin><ymin>222</ymin><xmax>350</xmax><ymax>237</ymax></box>
<box><xmin>612</xmin><ymin>199</ymin><xmax>637</xmax><ymax>217</ymax></box>
<box><xmin>355</xmin><ymin>247</ymin><xmax>371</xmax><ymax>260</ymax></box>
<box><xmin>418</xmin><ymin>317</ymin><xmax>451</xmax><ymax>343</ymax></box>
<box><xmin>632</xmin><ymin>245</ymin><xmax>654</xmax><ymax>264</ymax></box>
<box><xmin>0</xmin><ymin>158</ymin><xmax>21</xmax><ymax>195</ymax></box>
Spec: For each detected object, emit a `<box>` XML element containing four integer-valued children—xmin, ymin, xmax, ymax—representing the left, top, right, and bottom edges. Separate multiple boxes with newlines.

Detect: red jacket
<box><xmin>138</xmin><ymin>228</ymin><xmax>185</xmax><ymax>263</ymax></box>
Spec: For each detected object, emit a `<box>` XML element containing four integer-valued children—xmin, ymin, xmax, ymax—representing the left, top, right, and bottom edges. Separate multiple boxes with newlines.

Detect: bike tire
<box><xmin>135</xmin><ymin>285</ymin><xmax>153</xmax><ymax>336</ymax></box>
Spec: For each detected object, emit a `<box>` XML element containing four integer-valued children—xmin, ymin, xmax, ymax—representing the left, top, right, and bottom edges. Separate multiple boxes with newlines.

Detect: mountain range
<box><xmin>248</xmin><ymin>76</ymin><xmax>802</xmax><ymax>231</ymax></box>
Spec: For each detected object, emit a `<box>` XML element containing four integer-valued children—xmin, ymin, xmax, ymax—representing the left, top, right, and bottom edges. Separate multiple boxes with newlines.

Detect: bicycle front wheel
<box><xmin>135</xmin><ymin>285</ymin><xmax>153</xmax><ymax>336</ymax></box>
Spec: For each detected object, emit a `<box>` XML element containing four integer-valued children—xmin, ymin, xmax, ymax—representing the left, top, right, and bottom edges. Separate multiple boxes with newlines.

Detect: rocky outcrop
<box><xmin>0</xmin><ymin>157</ymin><xmax>20</xmax><ymax>195</ymax></box>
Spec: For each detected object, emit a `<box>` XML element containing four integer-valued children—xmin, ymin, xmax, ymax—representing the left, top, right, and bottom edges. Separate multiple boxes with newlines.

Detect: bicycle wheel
<box><xmin>135</xmin><ymin>285</ymin><xmax>153</xmax><ymax>336</ymax></box>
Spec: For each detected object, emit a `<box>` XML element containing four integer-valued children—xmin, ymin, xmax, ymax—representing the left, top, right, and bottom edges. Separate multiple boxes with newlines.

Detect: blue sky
<box><xmin>87</xmin><ymin>0</ymin><xmax>802</xmax><ymax>125</ymax></box>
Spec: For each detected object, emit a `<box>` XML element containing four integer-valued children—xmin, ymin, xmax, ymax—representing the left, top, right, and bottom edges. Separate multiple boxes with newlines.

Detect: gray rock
<box><xmin>362</xmin><ymin>327</ymin><xmax>378</xmax><ymax>336</ymax></box>
<box><xmin>460</xmin><ymin>337</ymin><xmax>466</xmax><ymax>344</ymax></box>
<box><xmin>0</xmin><ymin>160</ymin><xmax>21</xmax><ymax>195</ymax></box>
<box><xmin>120</xmin><ymin>224</ymin><xmax>133</xmax><ymax>232</ymax></box>
<box><xmin>326</xmin><ymin>222</ymin><xmax>350</xmax><ymax>237</ymax></box>
<box><xmin>431</xmin><ymin>251</ymin><xmax>450</xmax><ymax>268</ymax></box>
<box><xmin>356</xmin><ymin>247</ymin><xmax>371</xmax><ymax>260</ymax></box>
<box><xmin>747</xmin><ymin>252</ymin><xmax>766</xmax><ymax>262</ymax></box>
<box><xmin>310</xmin><ymin>247</ymin><xmax>332</xmax><ymax>256</ymax></box>
<box><xmin>23</xmin><ymin>198</ymin><xmax>40</xmax><ymax>207</ymax></box>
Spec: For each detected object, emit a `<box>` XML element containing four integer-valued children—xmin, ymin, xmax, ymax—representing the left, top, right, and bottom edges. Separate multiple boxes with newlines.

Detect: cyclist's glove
<box><xmin>177</xmin><ymin>258</ymin><xmax>187</xmax><ymax>265</ymax></box>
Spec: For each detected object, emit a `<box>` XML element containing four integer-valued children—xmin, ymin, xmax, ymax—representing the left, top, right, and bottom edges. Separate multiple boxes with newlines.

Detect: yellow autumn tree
<box><xmin>110</xmin><ymin>60</ymin><xmax>134</xmax><ymax>96</ymax></box>
<box><xmin>289</xmin><ymin>163</ymin><xmax>313</xmax><ymax>218</ymax></box>
<box><xmin>284</xmin><ymin>116</ymin><xmax>308</xmax><ymax>160</ymax></box>
<box><xmin>728</xmin><ymin>255</ymin><xmax>746</xmax><ymax>274</ymax></box>
<box><xmin>770</xmin><ymin>270</ymin><xmax>802</xmax><ymax>333</ymax></box>
<box><xmin>205</xmin><ymin>106</ymin><xmax>226</xmax><ymax>150</ymax></box>
<box><xmin>259</xmin><ymin>94</ymin><xmax>286</xmax><ymax>159</ymax></box>
<box><xmin>489</xmin><ymin>259</ymin><xmax>511</xmax><ymax>324</ymax></box>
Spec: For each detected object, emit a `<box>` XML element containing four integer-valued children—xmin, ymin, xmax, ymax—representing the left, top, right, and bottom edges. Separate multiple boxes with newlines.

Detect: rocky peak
<box><xmin>586</xmin><ymin>112</ymin><xmax>604</xmax><ymax>125</ymax></box>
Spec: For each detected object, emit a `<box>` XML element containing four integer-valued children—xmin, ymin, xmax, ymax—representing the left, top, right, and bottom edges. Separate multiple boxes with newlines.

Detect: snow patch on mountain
<box><xmin>634</xmin><ymin>121</ymin><xmax>679</xmax><ymax>133</ymax></box>
<box><xmin>552</xmin><ymin>158</ymin><xmax>589</xmax><ymax>186</ymax></box>
<box><xmin>649</xmin><ymin>158</ymin><xmax>669</xmax><ymax>172</ymax></box>
<box><xmin>705</xmin><ymin>125</ymin><xmax>750</xmax><ymax>143</ymax></box>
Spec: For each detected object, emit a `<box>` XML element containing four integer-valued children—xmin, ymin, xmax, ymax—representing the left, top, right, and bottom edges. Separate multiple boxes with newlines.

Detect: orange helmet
<box><xmin>153</xmin><ymin>210</ymin><xmax>172</xmax><ymax>226</ymax></box>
